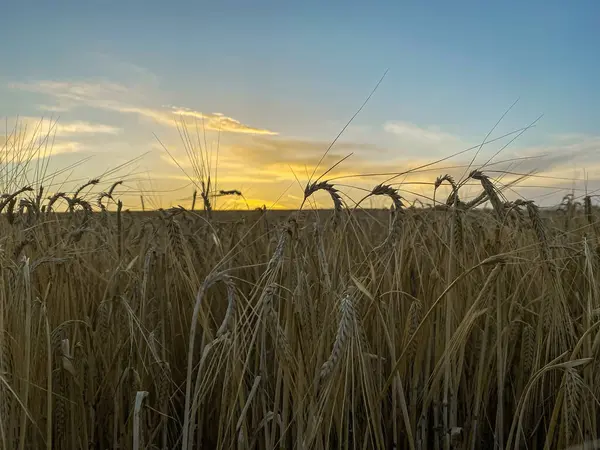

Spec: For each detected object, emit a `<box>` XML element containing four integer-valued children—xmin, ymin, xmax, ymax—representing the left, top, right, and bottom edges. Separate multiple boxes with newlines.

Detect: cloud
<box><xmin>0</xmin><ymin>133</ymin><xmax>82</xmax><ymax>159</ymax></box>
<box><xmin>54</xmin><ymin>120</ymin><xmax>121</xmax><ymax>136</ymax></box>
<box><xmin>9</xmin><ymin>80</ymin><xmax>128</xmax><ymax>102</ymax></box>
<box><xmin>0</xmin><ymin>117</ymin><xmax>113</xmax><ymax>166</ymax></box>
<box><xmin>225</xmin><ymin>135</ymin><xmax>383</xmax><ymax>169</ymax></box>
<box><xmin>483</xmin><ymin>134</ymin><xmax>600</xmax><ymax>176</ymax></box>
<box><xmin>43</xmin><ymin>140</ymin><xmax>83</xmax><ymax>155</ymax></box>
<box><xmin>10</xmin><ymin>80</ymin><xmax>277</xmax><ymax>135</ymax></box>
<box><xmin>4</xmin><ymin>116</ymin><xmax>121</xmax><ymax>141</ymax></box>
<box><xmin>37</xmin><ymin>104</ymin><xmax>72</xmax><ymax>113</ymax></box>
<box><xmin>87</xmin><ymin>52</ymin><xmax>162</xmax><ymax>88</ymax></box>
<box><xmin>384</xmin><ymin>120</ymin><xmax>462</xmax><ymax>144</ymax></box>
<box><xmin>169</xmin><ymin>107</ymin><xmax>277</xmax><ymax>135</ymax></box>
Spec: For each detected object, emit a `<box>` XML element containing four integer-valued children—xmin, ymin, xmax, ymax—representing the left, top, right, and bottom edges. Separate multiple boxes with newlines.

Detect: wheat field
<box><xmin>0</xmin><ymin>165</ymin><xmax>599</xmax><ymax>450</ymax></box>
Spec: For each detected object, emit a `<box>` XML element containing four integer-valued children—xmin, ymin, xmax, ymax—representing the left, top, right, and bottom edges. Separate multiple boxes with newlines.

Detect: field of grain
<box><xmin>0</xmin><ymin>173</ymin><xmax>599</xmax><ymax>450</ymax></box>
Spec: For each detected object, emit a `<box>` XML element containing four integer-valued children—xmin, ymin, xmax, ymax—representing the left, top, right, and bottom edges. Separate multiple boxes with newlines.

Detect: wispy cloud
<box><xmin>384</xmin><ymin>120</ymin><xmax>462</xmax><ymax>144</ymax></box>
<box><xmin>37</xmin><ymin>104</ymin><xmax>72</xmax><ymax>113</ymax></box>
<box><xmin>0</xmin><ymin>132</ymin><xmax>83</xmax><ymax>158</ymax></box>
<box><xmin>169</xmin><ymin>107</ymin><xmax>277</xmax><ymax>135</ymax></box>
<box><xmin>9</xmin><ymin>80</ymin><xmax>128</xmax><ymax>102</ymax></box>
<box><xmin>225</xmin><ymin>135</ymin><xmax>382</xmax><ymax>169</ymax></box>
<box><xmin>0</xmin><ymin>116</ymin><xmax>115</xmax><ymax>164</ymax></box>
<box><xmin>5</xmin><ymin>116</ymin><xmax>121</xmax><ymax>142</ymax></box>
<box><xmin>43</xmin><ymin>140</ymin><xmax>83</xmax><ymax>155</ymax></box>
<box><xmin>54</xmin><ymin>120</ymin><xmax>122</xmax><ymax>136</ymax></box>
<box><xmin>489</xmin><ymin>134</ymin><xmax>600</xmax><ymax>176</ymax></box>
<box><xmin>10</xmin><ymin>80</ymin><xmax>277</xmax><ymax>135</ymax></box>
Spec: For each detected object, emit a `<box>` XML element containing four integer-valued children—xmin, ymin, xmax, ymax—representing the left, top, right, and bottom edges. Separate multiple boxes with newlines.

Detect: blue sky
<box><xmin>1</xmin><ymin>0</ymin><xmax>599</xmax><ymax>208</ymax></box>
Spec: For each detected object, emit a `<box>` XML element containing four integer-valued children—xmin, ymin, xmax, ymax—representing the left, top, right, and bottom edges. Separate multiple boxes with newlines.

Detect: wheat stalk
<box><xmin>319</xmin><ymin>291</ymin><xmax>356</xmax><ymax>383</ymax></box>
<box><xmin>470</xmin><ymin>170</ymin><xmax>504</xmax><ymax>221</ymax></box>
<box><xmin>303</xmin><ymin>181</ymin><xmax>344</xmax><ymax>223</ymax></box>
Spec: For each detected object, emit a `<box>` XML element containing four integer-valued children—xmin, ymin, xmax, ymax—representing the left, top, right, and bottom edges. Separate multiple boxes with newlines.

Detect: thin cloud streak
<box><xmin>55</xmin><ymin>120</ymin><xmax>122</xmax><ymax>136</ymax></box>
<box><xmin>10</xmin><ymin>80</ymin><xmax>278</xmax><ymax>135</ymax></box>
<box><xmin>10</xmin><ymin>116</ymin><xmax>122</xmax><ymax>138</ymax></box>
<box><xmin>169</xmin><ymin>107</ymin><xmax>277</xmax><ymax>135</ymax></box>
<box><xmin>384</xmin><ymin>121</ymin><xmax>462</xmax><ymax>144</ymax></box>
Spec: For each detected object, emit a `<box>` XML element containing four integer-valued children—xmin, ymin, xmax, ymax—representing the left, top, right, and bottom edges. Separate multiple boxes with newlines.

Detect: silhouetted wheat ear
<box><xmin>72</xmin><ymin>178</ymin><xmax>99</xmax><ymax>201</ymax></box>
<box><xmin>520</xmin><ymin>200</ymin><xmax>550</xmax><ymax>261</ymax></box>
<box><xmin>108</xmin><ymin>180</ymin><xmax>123</xmax><ymax>197</ymax></box>
<box><xmin>434</xmin><ymin>174</ymin><xmax>461</xmax><ymax>206</ymax></box>
<box><xmin>219</xmin><ymin>189</ymin><xmax>242</xmax><ymax>196</ymax></box>
<box><xmin>304</xmin><ymin>181</ymin><xmax>343</xmax><ymax>215</ymax></box>
<box><xmin>97</xmin><ymin>192</ymin><xmax>110</xmax><ymax>211</ymax></box>
<box><xmin>46</xmin><ymin>192</ymin><xmax>66</xmax><ymax>212</ymax></box>
<box><xmin>0</xmin><ymin>186</ymin><xmax>33</xmax><ymax>214</ymax></box>
<box><xmin>371</xmin><ymin>184</ymin><xmax>404</xmax><ymax>213</ymax></box>
<box><xmin>5</xmin><ymin>197</ymin><xmax>17</xmax><ymax>224</ymax></box>
<box><xmin>470</xmin><ymin>170</ymin><xmax>504</xmax><ymax>220</ymax></box>
<box><xmin>366</xmin><ymin>184</ymin><xmax>405</xmax><ymax>251</ymax></box>
<box><xmin>504</xmin><ymin>200</ymin><xmax>526</xmax><ymax>225</ymax></box>
<box><xmin>434</xmin><ymin>173</ymin><xmax>457</xmax><ymax>190</ymax></box>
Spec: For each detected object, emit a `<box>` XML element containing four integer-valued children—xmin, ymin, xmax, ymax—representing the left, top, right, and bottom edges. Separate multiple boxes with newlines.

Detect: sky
<box><xmin>1</xmin><ymin>0</ymin><xmax>599</xmax><ymax>210</ymax></box>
